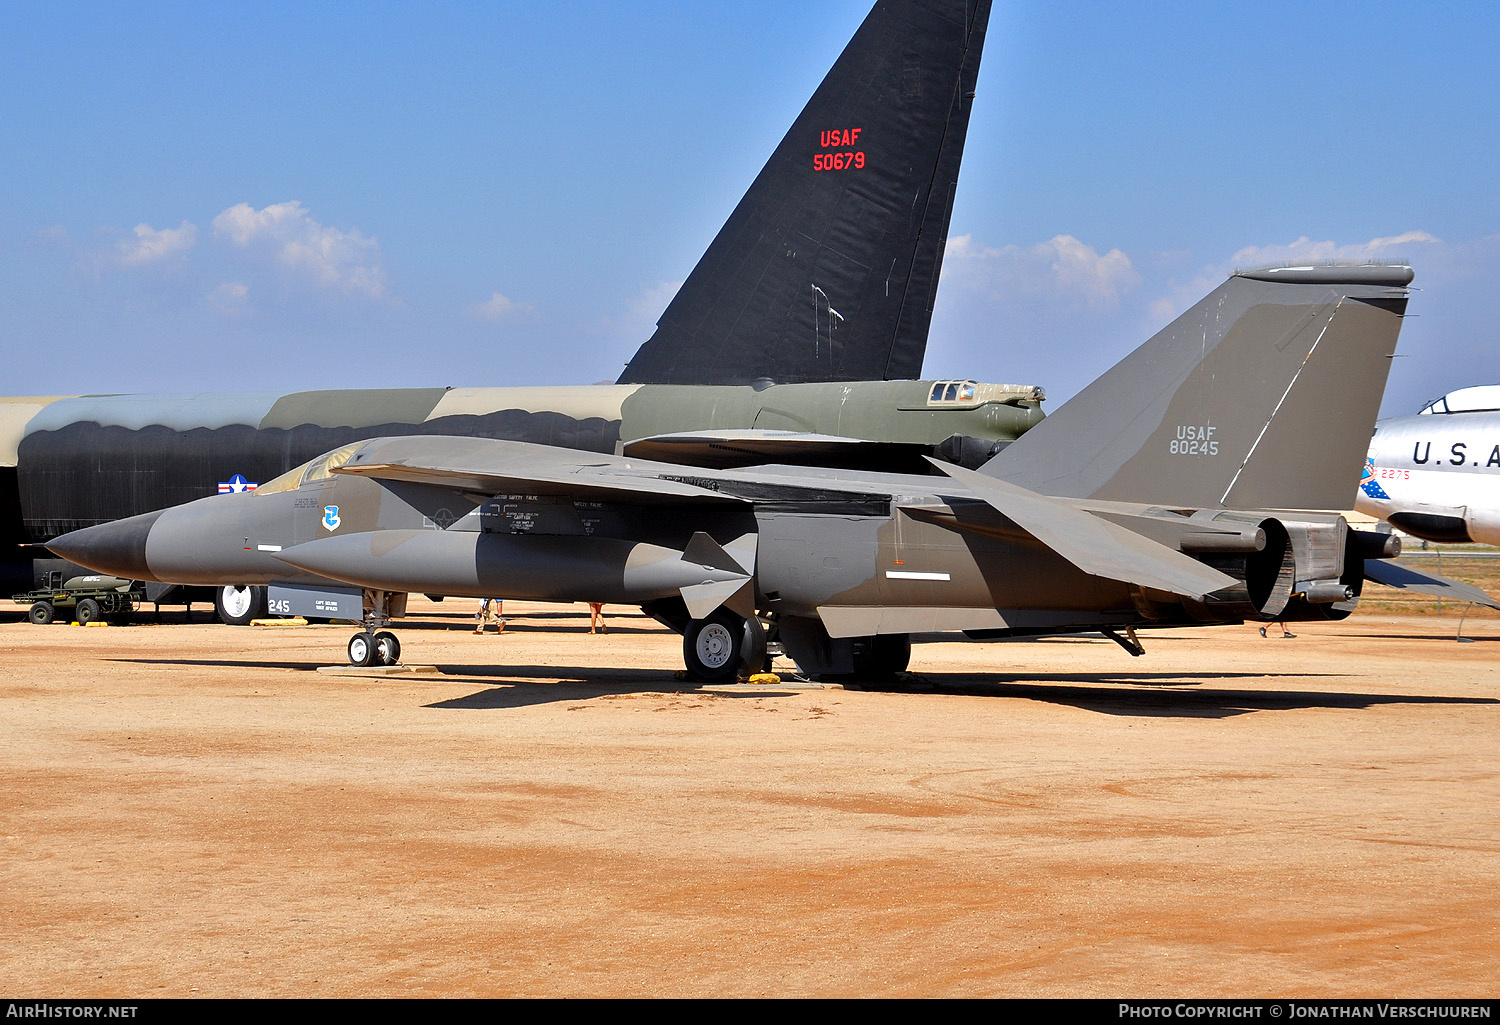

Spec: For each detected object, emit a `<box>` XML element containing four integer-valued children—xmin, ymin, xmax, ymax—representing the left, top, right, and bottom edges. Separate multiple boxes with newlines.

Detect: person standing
<box><xmin>475</xmin><ymin>598</ymin><xmax>505</xmax><ymax>634</ymax></box>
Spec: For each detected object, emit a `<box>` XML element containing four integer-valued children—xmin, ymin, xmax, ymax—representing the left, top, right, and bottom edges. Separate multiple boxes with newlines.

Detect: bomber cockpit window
<box><xmin>927</xmin><ymin>379</ymin><xmax>980</xmax><ymax>406</ymax></box>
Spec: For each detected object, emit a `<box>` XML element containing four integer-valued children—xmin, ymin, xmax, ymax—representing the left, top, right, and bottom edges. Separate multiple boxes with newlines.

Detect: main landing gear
<box><xmin>682</xmin><ymin>608</ymin><xmax>767</xmax><ymax>681</ymax></box>
<box><xmin>216</xmin><ymin>584</ymin><xmax>266</xmax><ymax>626</ymax></box>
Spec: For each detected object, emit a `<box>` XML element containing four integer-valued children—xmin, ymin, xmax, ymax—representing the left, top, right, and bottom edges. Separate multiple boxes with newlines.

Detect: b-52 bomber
<box><xmin>3</xmin><ymin>0</ymin><xmax>1040</xmax><ymax>607</ymax></box>
<box><xmin>54</xmin><ymin>263</ymin><xmax>1487</xmax><ymax>678</ymax></box>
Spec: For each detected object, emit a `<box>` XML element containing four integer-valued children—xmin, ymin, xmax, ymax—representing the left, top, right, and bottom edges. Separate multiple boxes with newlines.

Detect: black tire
<box><xmin>29</xmin><ymin>601</ymin><xmax>55</xmax><ymax>626</ymax></box>
<box><xmin>75</xmin><ymin>598</ymin><xmax>102</xmax><ymax>625</ymax></box>
<box><xmin>109</xmin><ymin>603</ymin><xmax>136</xmax><ymax>627</ymax></box>
<box><xmin>742</xmin><ymin>614</ymin><xmax>768</xmax><ymax>675</ymax></box>
<box><xmin>348</xmin><ymin>632</ymin><xmax>376</xmax><ymax>667</ymax></box>
<box><xmin>683</xmin><ymin>610</ymin><xmax>764</xmax><ymax>682</ymax></box>
<box><xmin>374</xmin><ymin>631</ymin><xmax>401</xmax><ymax>666</ymax></box>
<box><xmin>851</xmin><ymin>634</ymin><xmax>911</xmax><ymax>679</ymax></box>
<box><xmin>216</xmin><ymin>585</ymin><xmax>266</xmax><ymax>626</ymax></box>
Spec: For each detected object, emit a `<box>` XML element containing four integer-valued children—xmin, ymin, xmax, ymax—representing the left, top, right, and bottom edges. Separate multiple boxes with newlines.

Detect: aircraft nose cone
<box><xmin>46</xmin><ymin>510</ymin><xmax>165</xmax><ymax>582</ymax></box>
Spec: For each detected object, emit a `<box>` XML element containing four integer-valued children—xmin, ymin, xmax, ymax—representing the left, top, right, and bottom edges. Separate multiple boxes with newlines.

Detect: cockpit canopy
<box><xmin>1418</xmin><ymin>385</ymin><xmax>1500</xmax><ymax>415</ymax></box>
<box><xmin>254</xmin><ymin>443</ymin><xmax>362</xmax><ymax>495</ymax></box>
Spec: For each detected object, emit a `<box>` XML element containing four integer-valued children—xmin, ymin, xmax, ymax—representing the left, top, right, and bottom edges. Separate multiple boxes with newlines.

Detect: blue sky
<box><xmin>3</xmin><ymin>1</ymin><xmax>1497</xmax><ymax>415</ymax></box>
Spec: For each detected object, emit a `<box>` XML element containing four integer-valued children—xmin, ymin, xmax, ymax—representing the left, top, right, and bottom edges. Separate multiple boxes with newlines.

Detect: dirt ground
<box><xmin>2</xmin><ymin>597</ymin><xmax>1497</xmax><ymax>998</ymax></box>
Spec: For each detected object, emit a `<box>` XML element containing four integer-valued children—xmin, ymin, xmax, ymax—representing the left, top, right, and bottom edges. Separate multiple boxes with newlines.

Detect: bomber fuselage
<box><xmin>6</xmin><ymin>379</ymin><xmax>1043</xmax><ymax>544</ymax></box>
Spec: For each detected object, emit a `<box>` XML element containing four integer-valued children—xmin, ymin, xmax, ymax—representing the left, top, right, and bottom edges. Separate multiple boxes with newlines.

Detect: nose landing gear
<box><xmin>346</xmin><ymin>590</ymin><xmax>403</xmax><ymax>667</ymax></box>
<box><xmin>348</xmin><ymin>630</ymin><xmax>401</xmax><ymax>667</ymax></box>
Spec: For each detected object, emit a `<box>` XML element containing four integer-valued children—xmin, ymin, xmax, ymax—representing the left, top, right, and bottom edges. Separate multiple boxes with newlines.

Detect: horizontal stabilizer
<box><xmin>1363</xmin><ymin>559</ymin><xmax>1500</xmax><ymax>610</ymax></box>
<box><xmin>931</xmin><ymin>459</ymin><xmax>1238</xmax><ymax>599</ymax></box>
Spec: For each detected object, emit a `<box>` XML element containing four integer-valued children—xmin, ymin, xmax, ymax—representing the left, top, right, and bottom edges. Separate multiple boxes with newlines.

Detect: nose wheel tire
<box><xmin>373</xmin><ymin>631</ymin><xmax>401</xmax><ymax>666</ymax></box>
<box><xmin>349</xmin><ymin>631</ymin><xmax>401</xmax><ymax>667</ymax></box>
<box><xmin>348</xmin><ymin>632</ymin><xmax>375</xmax><ymax>667</ymax></box>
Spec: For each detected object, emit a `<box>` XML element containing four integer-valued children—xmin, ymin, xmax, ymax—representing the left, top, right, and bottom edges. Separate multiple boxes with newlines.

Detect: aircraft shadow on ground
<box><xmin>108</xmin><ymin>657</ymin><xmax>329</xmax><ymax>673</ymax></box>
<box><xmin>1352</xmin><ymin>632</ymin><xmax>1500</xmax><ymax>643</ymax></box>
<box><xmin>103</xmin><ymin>658</ymin><xmax>1500</xmax><ymax>720</ymax></box>
<box><xmin>430</xmin><ymin>666</ymin><xmax>1500</xmax><ymax>719</ymax></box>
<box><xmin>426</xmin><ymin>673</ymin><xmax>801</xmax><ymax>710</ymax></box>
<box><xmin>858</xmin><ymin>673</ymin><xmax>1500</xmax><ymax>719</ymax></box>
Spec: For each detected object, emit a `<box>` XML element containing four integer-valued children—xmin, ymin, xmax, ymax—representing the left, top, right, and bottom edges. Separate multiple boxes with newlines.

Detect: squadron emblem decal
<box><xmin>322</xmin><ymin>505</ymin><xmax>341</xmax><ymax>531</ymax></box>
<box><xmin>1359</xmin><ymin>457</ymin><xmax>1390</xmax><ymax>500</ymax></box>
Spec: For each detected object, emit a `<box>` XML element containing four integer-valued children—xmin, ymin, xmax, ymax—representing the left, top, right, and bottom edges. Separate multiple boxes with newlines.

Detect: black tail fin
<box><xmin>617</xmin><ymin>0</ymin><xmax>991</xmax><ymax>386</ymax></box>
<box><xmin>981</xmin><ymin>265</ymin><xmax>1413</xmax><ymax>511</ymax></box>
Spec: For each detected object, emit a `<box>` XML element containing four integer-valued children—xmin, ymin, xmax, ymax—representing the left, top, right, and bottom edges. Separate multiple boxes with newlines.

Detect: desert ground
<box><xmin>2</xmin><ymin>591</ymin><xmax>1497</xmax><ymax>998</ymax></box>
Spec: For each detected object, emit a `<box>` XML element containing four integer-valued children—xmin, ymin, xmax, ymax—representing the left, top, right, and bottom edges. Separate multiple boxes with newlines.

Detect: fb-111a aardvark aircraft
<box><xmin>53</xmin><ymin>263</ymin><xmax>1495</xmax><ymax>677</ymax></box>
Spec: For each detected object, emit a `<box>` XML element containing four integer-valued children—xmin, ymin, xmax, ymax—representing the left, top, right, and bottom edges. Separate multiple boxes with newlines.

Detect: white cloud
<box><xmin>209</xmin><ymin>280</ymin><xmax>249</xmax><ymax>313</ymax></box>
<box><xmin>1227</xmin><ymin>231</ymin><xmax>1441</xmax><ymax>270</ymax></box>
<box><xmin>628</xmin><ymin>280</ymin><xmax>682</xmax><ymax>322</ymax></box>
<box><xmin>601</xmin><ymin>280</ymin><xmax>683</xmax><ymax>338</ymax></box>
<box><xmin>944</xmin><ymin>234</ymin><xmax>1140</xmax><ymax>308</ymax></box>
<box><xmin>1145</xmin><ymin>231</ymin><xmax>1444</xmax><ymax>328</ymax></box>
<box><xmin>212</xmin><ymin>201</ymin><xmax>387</xmax><ymax>298</ymax></box>
<box><xmin>35</xmin><ymin>225</ymin><xmax>71</xmax><ymax>249</ymax></box>
<box><xmin>117</xmin><ymin>220</ymin><xmax>197</xmax><ymax>265</ymax></box>
<box><xmin>471</xmin><ymin>291</ymin><xmax>535</xmax><ymax>321</ymax></box>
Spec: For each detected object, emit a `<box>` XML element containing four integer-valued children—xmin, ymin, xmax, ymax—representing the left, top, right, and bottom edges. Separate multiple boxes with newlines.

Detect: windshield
<box><xmin>254</xmin><ymin>443</ymin><xmax>362</xmax><ymax>496</ymax></box>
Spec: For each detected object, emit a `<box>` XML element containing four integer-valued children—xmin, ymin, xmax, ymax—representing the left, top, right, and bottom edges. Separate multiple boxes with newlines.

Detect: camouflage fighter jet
<box><xmin>55</xmin><ymin>263</ymin><xmax>1492</xmax><ymax>676</ymax></box>
<box><xmin>4</xmin><ymin>0</ymin><xmax>1042</xmax><ymax>610</ymax></box>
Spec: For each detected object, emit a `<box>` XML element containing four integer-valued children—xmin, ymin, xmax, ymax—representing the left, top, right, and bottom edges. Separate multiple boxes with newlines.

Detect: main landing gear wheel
<box><xmin>216</xmin><ymin>585</ymin><xmax>265</xmax><ymax>626</ymax></box>
<box><xmin>348</xmin><ymin>631</ymin><xmax>401</xmax><ymax>667</ymax></box>
<box><xmin>75</xmin><ymin>598</ymin><xmax>102</xmax><ymax>625</ymax></box>
<box><xmin>851</xmin><ymin>634</ymin><xmax>911</xmax><ymax>679</ymax></box>
<box><xmin>29</xmin><ymin>601</ymin><xmax>55</xmax><ymax>625</ymax></box>
<box><xmin>683</xmin><ymin>610</ymin><xmax>766</xmax><ymax>682</ymax></box>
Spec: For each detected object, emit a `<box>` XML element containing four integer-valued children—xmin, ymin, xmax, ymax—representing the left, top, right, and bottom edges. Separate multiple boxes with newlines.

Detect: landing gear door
<box><xmin>267</xmin><ymin>583</ymin><xmax>364</xmax><ymax>621</ymax></box>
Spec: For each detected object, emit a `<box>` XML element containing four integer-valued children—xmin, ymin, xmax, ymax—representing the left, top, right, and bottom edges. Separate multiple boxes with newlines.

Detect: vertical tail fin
<box><xmin>618</xmin><ymin>0</ymin><xmax>991</xmax><ymax>386</ymax></box>
<box><xmin>981</xmin><ymin>265</ymin><xmax>1413</xmax><ymax>510</ymax></box>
